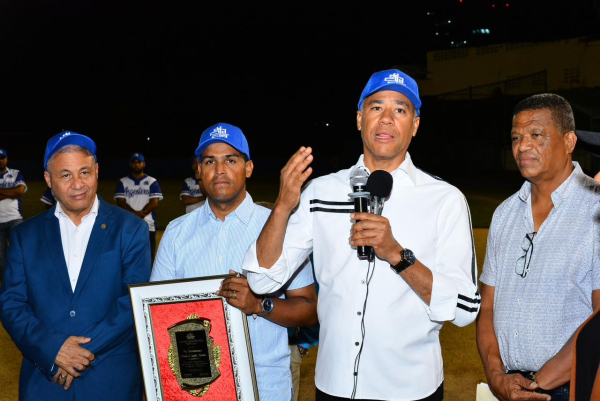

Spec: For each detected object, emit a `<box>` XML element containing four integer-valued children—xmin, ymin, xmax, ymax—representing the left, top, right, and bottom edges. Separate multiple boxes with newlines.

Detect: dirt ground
<box><xmin>0</xmin><ymin>229</ymin><xmax>489</xmax><ymax>401</ymax></box>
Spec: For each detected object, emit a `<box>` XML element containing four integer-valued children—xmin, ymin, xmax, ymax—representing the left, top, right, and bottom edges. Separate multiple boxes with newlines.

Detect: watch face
<box><xmin>404</xmin><ymin>249</ymin><xmax>416</xmax><ymax>265</ymax></box>
<box><xmin>262</xmin><ymin>298</ymin><xmax>274</xmax><ymax>313</ymax></box>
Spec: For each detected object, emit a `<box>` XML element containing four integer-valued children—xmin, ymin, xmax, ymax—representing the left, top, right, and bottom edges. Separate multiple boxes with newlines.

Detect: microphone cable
<box><xmin>351</xmin><ymin>257</ymin><xmax>376</xmax><ymax>399</ymax></box>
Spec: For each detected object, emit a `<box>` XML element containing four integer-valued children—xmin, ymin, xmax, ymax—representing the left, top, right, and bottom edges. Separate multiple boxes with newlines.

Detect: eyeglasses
<box><xmin>515</xmin><ymin>232</ymin><xmax>536</xmax><ymax>278</ymax></box>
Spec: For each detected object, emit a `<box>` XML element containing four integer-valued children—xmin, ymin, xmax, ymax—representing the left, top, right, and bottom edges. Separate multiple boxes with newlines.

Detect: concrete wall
<box><xmin>421</xmin><ymin>37</ymin><xmax>600</xmax><ymax>96</ymax></box>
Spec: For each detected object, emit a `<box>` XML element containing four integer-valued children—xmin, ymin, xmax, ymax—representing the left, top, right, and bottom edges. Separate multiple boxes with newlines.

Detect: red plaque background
<box><xmin>149</xmin><ymin>299</ymin><xmax>237</xmax><ymax>401</ymax></box>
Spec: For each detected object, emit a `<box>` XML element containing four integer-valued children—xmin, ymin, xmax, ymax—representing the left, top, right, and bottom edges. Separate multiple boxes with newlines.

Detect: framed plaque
<box><xmin>129</xmin><ymin>275</ymin><xmax>260</xmax><ymax>401</ymax></box>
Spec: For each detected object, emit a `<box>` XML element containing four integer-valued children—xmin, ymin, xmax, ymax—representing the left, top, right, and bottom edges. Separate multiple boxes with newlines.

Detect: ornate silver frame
<box><xmin>129</xmin><ymin>275</ymin><xmax>260</xmax><ymax>401</ymax></box>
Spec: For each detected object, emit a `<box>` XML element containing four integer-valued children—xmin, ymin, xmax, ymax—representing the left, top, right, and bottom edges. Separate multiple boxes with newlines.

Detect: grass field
<box><xmin>1</xmin><ymin>177</ymin><xmax>517</xmax><ymax>400</ymax></box>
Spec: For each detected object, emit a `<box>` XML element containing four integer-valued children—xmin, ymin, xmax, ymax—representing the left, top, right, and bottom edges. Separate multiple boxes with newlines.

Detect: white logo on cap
<box><xmin>384</xmin><ymin>73</ymin><xmax>405</xmax><ymax>85</ymax></box>
<box><xmin>210</xmin><ymin>126</ymin><xmax>229</xmax><ymax>139</ymax></box>
<box><xmin>60</xmin><ymin>132</ymin><xmax>72</xmax><ymax>139</ymax></box>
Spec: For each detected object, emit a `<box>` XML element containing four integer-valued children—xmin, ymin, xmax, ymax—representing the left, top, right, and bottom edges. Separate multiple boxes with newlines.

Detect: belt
<box><xmin>507</xmin><ymin>370</ymin><xmax>570</xmax><ymax>396</ymax></box>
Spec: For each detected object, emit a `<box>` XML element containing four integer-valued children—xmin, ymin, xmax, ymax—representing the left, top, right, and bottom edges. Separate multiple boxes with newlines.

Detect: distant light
<box><xmin>451</xmin><ymin>41</ymin><xmax>454</xmax><ymax>44</ymax></box>
<box><xmin>448</xmin><ymin>20</ymin><xmax>451</xmax><ymax>23</ymax></box>
<box><xmin>436</xmin><ymin>32</ymin><xmax>439</xmax><ymax>35</ymax></box>
<box><xmin>464</xmin><ymin>41</ymin><xmax>467</xmax><ymax>44</ymax></box>
<box><xmin>505</xmin><ymin>3</ymin><xmax>509</xmax><ymax>6</ymax></box>
<box><xmin>147</xmin><ymin>137</ymin><xmax>150</xmax><ymax>141</ymax></box>
<box><xmin>486</xmin><ymin>29</ymin><xmax>490</xmax><ymax>33</ymax></box>
<box><xmin>492</xmin><ymin>4</ymin><xmax>495</xmax><ymax>7</ymax></box>
<box><xmin>325</xmin><ymin>123</ymin><xmax>329</xmax><ymax>127</ymax></box>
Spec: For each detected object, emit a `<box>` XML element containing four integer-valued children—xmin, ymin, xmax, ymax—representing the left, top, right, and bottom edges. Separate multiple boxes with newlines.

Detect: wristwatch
<box><xmin>261</xmin><ymin>297</ymin><xmax>274</xmax><ymax>315</ymax></box>
<box><xmin>390</xmin><ymin>248</ymin><xmax>416</xmax><ymax>274</ymax></box>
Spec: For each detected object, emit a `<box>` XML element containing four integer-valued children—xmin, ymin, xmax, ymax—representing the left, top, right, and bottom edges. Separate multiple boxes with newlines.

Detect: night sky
<box><xmin>1</xmin><ymin>1</ymin><xmax>598</xmax><ymax>170</ymax></box>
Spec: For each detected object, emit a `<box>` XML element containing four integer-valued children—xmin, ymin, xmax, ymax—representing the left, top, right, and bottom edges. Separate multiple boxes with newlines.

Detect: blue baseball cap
<box><xmin>0</xmin><ymin>148</ymin><xmax>6</xmax><ymax>158</ymax></box>
<box><xmin>195</xmin><ymin>123</ymin><xmax>251</xmax><ymax>161</ymax></box>
<box><xmin>130</xmin><ymin>152</ymin><xmax>145</xmax><ymax>162</ymax></box>
<box><xmin>44</xmin><ymin>131</ymin><xmax>97</xmax><ymax>171</ymax></box>
<box><xmin>357</xmin><ymin>69</ymin><xmax>422</xmax><ymax>116</ymax></box>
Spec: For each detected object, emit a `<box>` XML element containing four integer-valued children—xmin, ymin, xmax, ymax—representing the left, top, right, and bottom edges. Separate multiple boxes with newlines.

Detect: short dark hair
<box><xmin>513</xmin><ymin>93</ymin><xmax>575</xmax><ymax>134</ymax></box>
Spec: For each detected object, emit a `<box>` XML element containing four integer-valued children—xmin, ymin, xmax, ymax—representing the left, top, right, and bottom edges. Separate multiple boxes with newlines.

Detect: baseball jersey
<box><xmin>0</xmin><ymin>168</ymin><xmax>27</xmax><ymax>223</ymax></box>
<box><xmin>40</xmin><ymin>187</ymin><xmax>56</xmax><ymax>206</ymax></box>
<box><xmin>114</xmin><ymin>174</ymin><xmax>163</xmax><ymax>231</ymax></box>
<box><xmin>180</xmin><ymin>176</ymin><xmax>204</xmax><ymax>214</ymax></box>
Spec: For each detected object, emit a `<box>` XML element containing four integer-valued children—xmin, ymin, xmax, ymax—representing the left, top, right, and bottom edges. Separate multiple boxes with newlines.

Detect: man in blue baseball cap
<box><xmin>0</xmin><ymin>147</ymin><xmax>27</xmax><ymax>281</ymax></box>
<box><xmin>0</xmin><ymin>131</ymin><xmax>151</xmax><ymax>400</ymax></box>
<box><xmin>151</xmin><ymin>122</ymin><xmax>318</xmax><ymax>401</ymax></box>
<box><xmin>243</xmin><ymin>69</ymin><xmax>479</xmax><ymax>401</ymax></box>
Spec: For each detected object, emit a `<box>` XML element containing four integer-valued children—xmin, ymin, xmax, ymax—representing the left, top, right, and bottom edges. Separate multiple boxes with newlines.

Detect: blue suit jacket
<box><xmin>0</xmin><ymin>198</ymin><xmax>151</xmax><ymax>400</ymax></box>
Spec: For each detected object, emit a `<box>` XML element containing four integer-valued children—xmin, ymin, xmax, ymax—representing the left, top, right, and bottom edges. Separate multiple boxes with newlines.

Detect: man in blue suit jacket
<box><xmin>0</xmin><ymin>131</ymin><xmax>151</xmax><ymax>400</ymax></box>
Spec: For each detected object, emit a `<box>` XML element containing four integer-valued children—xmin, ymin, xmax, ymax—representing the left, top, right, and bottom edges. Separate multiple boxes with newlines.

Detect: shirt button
<box><xmin>361</xmin><ymin>280</ymin><xmax>366</xmax><ymax>284</ymax></box>
<box><xmin>69</xmin><ymin>311</ymin><xmax>76</xmax><ymax>317</ymax></box>
<box><xmin>74</xmin><ymin>255</ymin><xmax>77</xmax><ymax>258</ymax></box>
<box><xmin>357</xmin><ymin>311</ymin><xmax>361</xmax><ymax>316</ymax></box>
<box><xmin>517</xmin><ymin>299</ymin><xmax>522</xmax><ymax>304</ymax></box>
<box><xmin>222</xmin><ymin>227</ymin><xmax>227</xmax><ymax>231</ymax></box>
<box><xmin>355</xmin><ymin>342</ymin><xmax>360</xmax><ymax>346</ymax></box>
<box><xmin>514</xmin><ymin>332</ymin><xmax>518</xmax><ymax>337</ymax></box>
<box><xmin>219</xmin><ymin>256</ymin><xmax>223</xmax><ymax>262</ymax></box>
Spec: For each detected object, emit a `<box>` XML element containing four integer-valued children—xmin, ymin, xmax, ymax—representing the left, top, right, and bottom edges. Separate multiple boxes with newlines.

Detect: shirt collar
<box><xmin>54</xmin><ymin>195</ymin><xmax>100</xmax><ymax>222</ymax></box>
<box><xmin>348</xmin><ymin>152</ymin><xmax>418</xmax><ymax>186</ymax></box>
<box><xmin>198</xmin><ymin>191</ymin><xmax>255</xmax><ymax>226</ymax></box>
<box><xmin>518</xmin><ymin>162</ymin><xmax>584</xmax><ymax>206</ymax></box>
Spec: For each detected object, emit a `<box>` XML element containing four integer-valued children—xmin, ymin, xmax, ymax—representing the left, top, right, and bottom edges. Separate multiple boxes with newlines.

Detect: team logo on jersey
<box><xmin>143</xmin><ymin>181</ymin><xmax>149</xmax><ymax>185</ymax></box>
<box><xmin>209</xmin><ymin>126</ymin><xmax>228</xmax><ymax>139</ymax></box>
<box><xmin>384</xmin><ymin>73</ymin><xmax>405</xmax><ymax>85</ymax></box>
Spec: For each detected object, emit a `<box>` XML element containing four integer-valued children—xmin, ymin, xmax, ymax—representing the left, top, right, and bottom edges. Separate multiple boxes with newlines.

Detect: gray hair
<box><xmin>46</xmin><ymin>145</ymin><xmax>95</xmax><ymax>172</ymax></box>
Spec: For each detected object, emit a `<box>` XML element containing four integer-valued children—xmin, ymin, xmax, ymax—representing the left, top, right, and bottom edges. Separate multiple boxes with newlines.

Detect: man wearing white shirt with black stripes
<box><xmin>243</xmin><ymin>69</ymin><xmax>480</xmax><ymax>401</ymax></box>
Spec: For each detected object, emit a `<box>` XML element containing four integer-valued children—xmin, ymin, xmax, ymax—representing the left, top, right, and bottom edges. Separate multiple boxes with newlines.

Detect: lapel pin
<box><xmin>101</xmin><ymin>224</ymin><xmax>107</xmax><ymax>229</ymax></box>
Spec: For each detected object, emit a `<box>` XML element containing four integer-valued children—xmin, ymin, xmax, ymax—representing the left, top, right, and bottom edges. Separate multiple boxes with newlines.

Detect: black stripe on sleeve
<box><xmin>463</xmin><ymin>195</ymin><xmax>478</xmax><ymax>286</ymax></box>
<box><xmin>310</xmin><ymin>199</ymin><xmax>353</xmax><ymax>206</ymax></box>
<box><xmin>458</xmin><ymin>294</ymin><xmax>481</xmax><ymax>304</ymax></box>
<box><xmin>457</xmin><ymin>303</ymin><xmax>479</xmax><ymax>313</ymax></box>
<box><xmin>310</xmin><ymin>207</ymin><xmax>354</xmax><ymax>213</ymax></box>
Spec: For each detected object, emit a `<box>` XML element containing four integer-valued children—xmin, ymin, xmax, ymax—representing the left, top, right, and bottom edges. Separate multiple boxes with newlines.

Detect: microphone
<box><xmin>365</xmin><ymin>170</ymin><xmax>393</xmax><ymax>261</ymax></box>
<box><xmin>348</xmin><ymin>166</ymin><xmax>370</xmax><ymax>259</ymax></box>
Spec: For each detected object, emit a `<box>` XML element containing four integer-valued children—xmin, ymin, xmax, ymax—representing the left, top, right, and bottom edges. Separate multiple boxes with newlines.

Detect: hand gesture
<box><xmin>217</xmin><ymin>271</ymin><xmax>261</xmax><ymax>315</ymax></box>
<box><xmin>275</xmin><ymin>147</ymin><xmax>313</xmax><ymax>213</ymax></box>
<box><xmin>54</xmin><ymin>336</ymin><xmax>95</xmax><ymax>378</ymax></box>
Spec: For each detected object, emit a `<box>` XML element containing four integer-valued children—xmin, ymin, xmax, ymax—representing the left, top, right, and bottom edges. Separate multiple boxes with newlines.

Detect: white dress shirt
<box><xmin>244</xmin><ymin>153</ymin><xmax>480</xmax><ymax>400</ymax></box>
<box><xmin>55</xmin><ymin>196</ymin><xmax>99</xmax><ymax>292</ymax></box>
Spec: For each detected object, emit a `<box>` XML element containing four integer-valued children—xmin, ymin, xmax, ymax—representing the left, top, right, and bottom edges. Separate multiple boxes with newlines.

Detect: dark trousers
<box><xmin>316</xmin><ymin>382</ymin><xmax>443</xmax><ymax>401</ymax></box>
<box><xmin>0</xmin><ymin>218</ymin><xmax>23</xmax><ymax>280</ymax></box>
<box><xmin>149</xmin><ymin>230</ymin><xmax>156</xmax><ymax>262</ymax></box>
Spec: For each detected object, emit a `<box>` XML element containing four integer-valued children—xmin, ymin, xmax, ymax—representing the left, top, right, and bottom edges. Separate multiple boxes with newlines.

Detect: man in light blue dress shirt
<box><xmin>150</xmin><ymin>122</ymin><xmax>318</xmax><ymax>401</ymax></box>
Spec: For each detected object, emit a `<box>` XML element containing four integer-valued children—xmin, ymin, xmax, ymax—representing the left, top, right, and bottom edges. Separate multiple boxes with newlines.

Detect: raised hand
<box><xmin>275</xmin><ymin>146</ymin><xmax>313</xmax><ymax>213</ymax></box>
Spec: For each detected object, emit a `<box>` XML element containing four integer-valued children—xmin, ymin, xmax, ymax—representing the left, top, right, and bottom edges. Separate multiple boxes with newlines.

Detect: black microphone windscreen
<box><xmin>366</xmin><ymin>170</ymin><xmax>393</xmax><ymax>198</ymax></box>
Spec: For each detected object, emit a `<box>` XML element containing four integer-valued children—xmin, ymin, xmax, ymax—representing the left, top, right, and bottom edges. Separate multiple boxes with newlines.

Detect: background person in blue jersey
<box><xmin>180</xmin><ymin>156</ymin><xmax>206</xmax><ymax>213</ymax></box>
<box><xmin>41</xmin><ymin>187</ymin><xmax>56</xmax><ymax>210</ymax></box>
<box><xmin>114</xmin><ymin>152</ymin><xmax>163</xmax><ymax>260</ymax></box>
<box><xmin>0</xmin><ymin>147</ymin><xmax>27</xmax><ymax>280</ymax></box>
<box><xmin>151</xmin><ymin>122</ymin><xmax>318</xmax><ymax>401</ymax></box>
<box><xmin>0</xmin><ymin>131</ymin><xmax>151</xmax><ymax>400</ymax></box>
